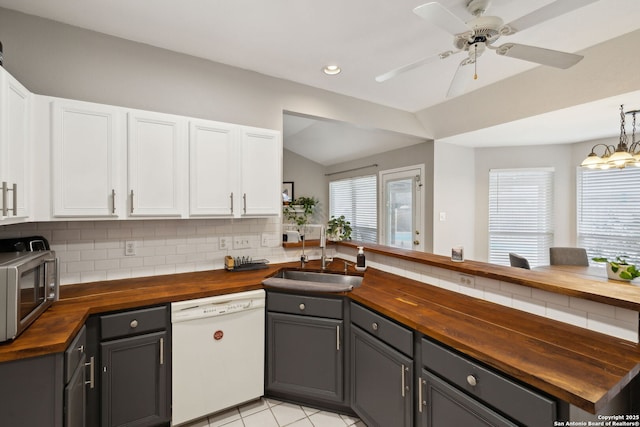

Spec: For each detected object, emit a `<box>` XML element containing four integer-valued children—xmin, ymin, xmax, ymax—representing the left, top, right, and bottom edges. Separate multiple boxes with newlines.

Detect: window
<box><xmin>577</xmin><ymin>168</ymin><xmax>640</xmax><ymax>265</ymax></box>
<box><xmin>489</xmin><ymin>168</ymin><xmax>554</xmax><ymax>267</ymax></box>
<box><xmin>329</xmin><ymin>175</ymin><xmax>377</xmax><ymax>242</ymax></box>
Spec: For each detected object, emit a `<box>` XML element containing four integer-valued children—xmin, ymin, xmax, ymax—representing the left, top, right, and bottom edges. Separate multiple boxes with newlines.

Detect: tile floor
<box><xmin>180</xmin><ymin>397</ymin><xmax>367</xmax><ymax>427</ymax></box>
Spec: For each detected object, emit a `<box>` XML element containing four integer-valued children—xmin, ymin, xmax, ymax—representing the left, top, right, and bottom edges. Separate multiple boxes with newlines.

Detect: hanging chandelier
<box><xmin>580</xmin><ymin>104</ymin><xmax>640</xmax><ymax>169</ymax></box>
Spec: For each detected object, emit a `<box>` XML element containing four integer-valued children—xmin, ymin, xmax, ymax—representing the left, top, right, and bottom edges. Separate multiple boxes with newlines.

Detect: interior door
<box><xmin>380</xmin><ymin>165</ymin><xmax>424</xmax><ymax>251</ymax></box>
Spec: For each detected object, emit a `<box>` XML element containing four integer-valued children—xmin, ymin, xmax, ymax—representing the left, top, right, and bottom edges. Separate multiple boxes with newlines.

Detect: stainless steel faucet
<box><xmin>320</xmin><ymin>225</ymin><xmax>333</xmax><ymax>270</ymax></box>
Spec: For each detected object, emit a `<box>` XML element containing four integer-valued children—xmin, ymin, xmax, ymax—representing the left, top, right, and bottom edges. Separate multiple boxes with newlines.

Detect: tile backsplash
<box><xmin>0</xmin><ymin>218</ymin><xmax>290</xmax><ymax>285</ymax></box>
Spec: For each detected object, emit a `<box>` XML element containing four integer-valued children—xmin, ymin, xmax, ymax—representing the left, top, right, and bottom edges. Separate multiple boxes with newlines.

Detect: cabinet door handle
<box><xmin>299</xmin><ymin>303</ymin><xmax>305</xmax><ymax>311</ymax></box>
<box><xmin>336</xmin><ymin>325</ymin><xmax>340</xmax><ymax>351</ymax></box>
<box><xmin>159</xmin><ymin>337</ymin><xmax>164</xmax><ymax>365</ymax></box>
<box><xmin>371</xmin><ymin>322</ymin><xmax>378</xmax><ymax>331</ymax></box>
<box><xmin>130</xmin><ymin>319</ymin><xmax>138</xmax><ymax>328</ymax></box>
<box><xmin>230</xmin><ymin>192</ymin><xmax>234</xmax><ymax>214</ymax></box>
<box><xmin>401</xmin><ymin>364</ymin><xmax>407</xmax><ymax>397</ymax></box>
<box><xmin>111</xmin><ymin>189</ymin><xmax>116</xmax><ymax>214</ymax></box>
<box><xmin>85</xmin><ymin>356</ymin><xmax>95</xmax><ymax>389</ymax></box>
<box><xmin>419</xmin><ymin>377</ymin><xmax>426</xmax><ymax>413</ymax></box>
<box><xmin>1</xmin><ymin>182</ymin><xmax>17</xmax><ymax>216</ymax></box>
<box><xmin>130</xmin><ymin>189</ymin><xmax>134</xmax><ymax>213</ymax></box>
<box><xmin>243</xmin><ymin>193</ymin><xmax>247</xmax><ymax>214</ymax></box>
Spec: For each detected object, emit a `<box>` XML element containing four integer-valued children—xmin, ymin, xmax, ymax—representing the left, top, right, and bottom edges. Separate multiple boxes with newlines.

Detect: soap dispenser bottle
<box><xmin>356</xmin><ymin>246</ymin><xmax>366</xmax><ymax>269</ymax></box>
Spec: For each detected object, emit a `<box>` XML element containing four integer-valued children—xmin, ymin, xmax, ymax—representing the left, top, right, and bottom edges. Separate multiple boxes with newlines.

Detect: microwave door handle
<box><xmin>44</xmin><ymin>257</ymin><xmax>59</xmax><ymax>301</ymax></box>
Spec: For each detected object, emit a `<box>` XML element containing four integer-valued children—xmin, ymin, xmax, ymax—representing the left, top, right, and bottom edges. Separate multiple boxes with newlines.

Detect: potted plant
<box><xmin>283</xmin><ymin>196</ymin><xmax>318</xmax><ymax>233</ymax></box>
<box><xmin>326</xmin><ymin>215</ymin><xmax>352</xmax><ymax>241</ymax></box>
<box><xmin>592</xmin><ymin>256</ymin><xmax>640</xmax><ymax>281</ymax></box>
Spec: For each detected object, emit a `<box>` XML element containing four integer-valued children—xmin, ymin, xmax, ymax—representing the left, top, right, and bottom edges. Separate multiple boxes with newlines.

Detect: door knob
<box><xmin>413</xmin><ymin>240</ymin><xmax>420</xmax><ymax>245</ymax></box>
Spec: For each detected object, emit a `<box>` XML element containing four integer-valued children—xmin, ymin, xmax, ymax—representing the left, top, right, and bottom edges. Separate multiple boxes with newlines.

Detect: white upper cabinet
<box><xmin>0</xmin><ymin>68</ymin><xmax>31</xmax><ymax>223</ymax></box>
<box><xmin>51</xmin><ymin>99</ymin><xmax>123</xmax><ymax>217</ymax></box>
<box><xmin>189</xmin><ymin>119</ymin><xmax>238</xmax><ymax>217</ymax></box>
<box><xmin>127</xmin><ymin>110</ymin><xmax>186</xmax><ymax>217</ymax></box>
<box><xmin>239</xmin><ymin>127</ymin><xmax>281</xmax><ymax>216</ymax></box>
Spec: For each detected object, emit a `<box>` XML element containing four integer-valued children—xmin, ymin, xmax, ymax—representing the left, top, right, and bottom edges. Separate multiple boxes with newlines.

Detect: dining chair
<box><xmin>509</xmin><ymin>253</ymin><xmax>531</xmax><ymax>269</ymax></box>
<box><xmin>549</xmin><ymin>247</ymin><xmax>589</xmax><ymax>266</ymax></box>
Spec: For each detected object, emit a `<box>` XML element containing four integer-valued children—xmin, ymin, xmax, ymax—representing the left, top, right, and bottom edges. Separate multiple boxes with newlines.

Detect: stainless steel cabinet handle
<box><xmin>419</xmin><ymin>377</ymin><xmax>426</xmax><ymax>413</ymax></box>
<box><xmin>467</xmin><ymin>374</ymin><xmax>478</xmax><ymax>387</ymax></box>
<box><xmin>111</xmin><ymin>189</ymin><xmax>116</xmax><ymax>214</ymax></box>
<box><xmin>85</xmin><ymin>356</ymin><xmax>95</xmax><ymax>389</ymax></box>
<box><xmin>372</xmin><ymin>322</ymin><xmax>378</xmax><ymax>331</ymax></box>
<box><xmin>1</xmin><ymin>182</ymin><xmax>17</xmax><ymax>216</ymax></box>
<box><xmin>130</xmin><ymin>189</ymin><xmax>134</xmax><ymax>213</ymax></box>
<box><xmin>160</xmin><ymin>337</ymin><xmax>164</xmax><ymax>365</ymax></box>
<box><xmin>299</xmin><ymin>303</ymin><xmax>305</xmax><ymax>311</ymax></box>
<box><xmin>336</xmin><ymin>325</ymin><xmax>340</xmax><ymax>351</ymax></box>
<box><xmin>401</xmin><ymin>364</ymin><xmax>406</xmax><ymax>397</ymax></box>
<box><xmin>130</xmin><ymin>319</ymin><xmax>138</xmax><ymax>328</ymax></box>
<box><xmin>230</xmin><ymin>192</ymin><xmax>234</xmax><ymax>214</ymax></box>
<box><xmin>77</xmin><ymin>345</ymin><xmax>85</xmax><ymax>353</ymax></box>
<box><xmin>243</xmin><ymin>193</ymin><xmax>247</xmax><ymax>214</ymax></box>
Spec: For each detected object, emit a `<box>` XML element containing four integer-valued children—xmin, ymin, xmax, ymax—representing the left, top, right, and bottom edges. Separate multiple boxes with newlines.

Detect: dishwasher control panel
<box><xmin>171</xmin><ymin>290</ymin><xmax>266</xmax><ymax>322</ymax></box>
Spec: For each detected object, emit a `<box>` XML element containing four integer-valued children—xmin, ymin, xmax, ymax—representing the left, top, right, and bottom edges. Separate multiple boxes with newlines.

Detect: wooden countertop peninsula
<box><xmin>0</xmin><ymin>247</ymin><xmax>638</xmax><ymax>415</ymax></box>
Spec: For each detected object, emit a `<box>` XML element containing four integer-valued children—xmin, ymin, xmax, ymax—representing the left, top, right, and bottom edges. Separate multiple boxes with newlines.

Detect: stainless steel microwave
<box><xmin>0</xmin><ymin>250</ymin><xmax>59</xmax><ymax>342</ymax></box>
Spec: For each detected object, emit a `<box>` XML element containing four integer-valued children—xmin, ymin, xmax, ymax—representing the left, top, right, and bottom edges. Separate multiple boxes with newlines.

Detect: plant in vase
<box><xmin>283</xmin><ymin>196</ymin><xmax>319</xmax><ymax>238</ymax></box>
<box><xmin>592</xmin><ymin>256</ymin><xmax>640</xmax><ymax>281</ymax></box>
<box><xmin>326</xmin><ymin>215</ymin><xmax>352</xmax><ymax>241</ymax></box>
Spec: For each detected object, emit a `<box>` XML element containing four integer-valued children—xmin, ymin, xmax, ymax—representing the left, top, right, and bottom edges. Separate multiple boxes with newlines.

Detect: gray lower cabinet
<box><xmin>419</xmin><ymin>337</ymin><xmax>557</xmax><ymax>427</ymax></box>
<box><xmin>86</xmin><ymin>305</ymin><xmax>170</xmax><ymax>427</ymax></box>
<box><xmin>350</xmin><ymin>302</ymin><xmax>413</xmax><ymax>427</ymax></box>
<box><xmin>0</xmin><ymin>326</ymin><xmax>88</xmax><ymax>427</ymax></box>
<box><xmin>266</xmin><ymin>291</ymin><xmax>347</xmax><ymax>410</ymax></box>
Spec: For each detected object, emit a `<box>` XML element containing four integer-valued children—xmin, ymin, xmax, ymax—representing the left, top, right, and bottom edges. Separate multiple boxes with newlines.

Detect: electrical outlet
<box><xmin>439</xmin><ymin>212</ymin><xmax>447</xmax><ymax>221</ymax></box>
<box><xmin>261</xmin><ymin>233</ymin><xmax>277</xmax><ymax>247</ymax></box>
<box><xmin>124</xmin><ymin>241</ymin><xmax>136</xmax><ymax>256</ymax></box>
<box><xmin>219</xmin><ymin>236</ymin><xmax>232</xmax><ymax>250</ymax></box>
<box><xmin>458</xmin><ymin>273</ymin><xmax>475</xmax><ymax>286</ymax></box>
<box><xmin>233</xmin><ymin>236</ymin><xmax>251</xmax><ymax>249</ymax></box>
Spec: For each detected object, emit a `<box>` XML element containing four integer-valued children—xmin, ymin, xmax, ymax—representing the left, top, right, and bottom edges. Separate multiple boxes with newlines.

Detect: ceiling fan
<box><xmin>376</xmin><ymin>0</ymin><xmax>598</xmax><ymax>97</ymax></box>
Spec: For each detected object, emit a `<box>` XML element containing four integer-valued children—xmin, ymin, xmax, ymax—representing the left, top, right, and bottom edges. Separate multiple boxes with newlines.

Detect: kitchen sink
<box><xmin>262</xmin><ymin>269</ymin><xmax>363</xmax><ymax>292</ymax></box>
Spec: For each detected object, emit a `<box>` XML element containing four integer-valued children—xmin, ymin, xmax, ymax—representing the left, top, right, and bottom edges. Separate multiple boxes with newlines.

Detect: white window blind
<box><xmin>489</xmin><ymin>168</ymin><xmax>554</xmax><ymax>267</ymax></box>
<box><xmin>329</xmin><ymin>175</ymin><xmax>377</xmax><ymax>242</ymax></box>
<box><xmin>577</xmin><ymin>167</ymin><xmax>640</xmax><ymax>265</ymax></box>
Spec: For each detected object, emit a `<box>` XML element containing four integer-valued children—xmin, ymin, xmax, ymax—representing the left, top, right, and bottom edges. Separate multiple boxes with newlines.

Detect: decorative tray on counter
<box><xmin>224</xmin><ymin>256</ymin><xmax>270</xmax><ymax>272</ymax></box>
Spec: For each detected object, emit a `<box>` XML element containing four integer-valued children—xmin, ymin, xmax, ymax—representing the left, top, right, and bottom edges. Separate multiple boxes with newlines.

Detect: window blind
<box><xmin>329</xmin><ymin>175</ymin><xmax>377</xmax><ymax>243</ymax></box>
<box><xmin>577</xmin><ymin>167</ymin><xmax>640</xmax><ymax>265</ymax></box>
<box><xmin>489</xmin><ymin>168</ymin><xmax>554</xmax><ymax>267</ymax></box>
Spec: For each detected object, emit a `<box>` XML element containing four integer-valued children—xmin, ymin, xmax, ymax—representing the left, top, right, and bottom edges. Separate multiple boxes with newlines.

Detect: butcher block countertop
<box><xmin>1</xmin><ymin>256</ymin><xmax>639</xmax><ymax>415</ymax></box>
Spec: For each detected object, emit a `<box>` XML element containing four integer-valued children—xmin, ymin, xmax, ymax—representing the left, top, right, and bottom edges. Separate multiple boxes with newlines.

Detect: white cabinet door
<box><xmin>239</xmin><ymin>127</ymin><xmax>281</xmax><ymax>216</ymax></box>
<box><xmin>128</xmin><ymin>110</ymin><xmax>186</xmax><ymax>217</ymax></box>
<box><xmin>189</xmin><ymin>120</ymin><xmax>238</xmax><ymax>217</ymax></box>
<box><xmin>52</xmin><ymin>100</ymin><xmax>123</xmax><ymax>217</ymax></box>
<box><xmin>0</xmin><ymin>68</ymin><xmax>31</xmax><ymax>223</ymax></box>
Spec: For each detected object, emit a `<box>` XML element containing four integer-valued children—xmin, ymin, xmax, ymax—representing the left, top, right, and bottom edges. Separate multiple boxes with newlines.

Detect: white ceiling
<box><xmin>2</xmin><ymin>0</ymin><xmax>640</xmax><ymax>161</ymax></box>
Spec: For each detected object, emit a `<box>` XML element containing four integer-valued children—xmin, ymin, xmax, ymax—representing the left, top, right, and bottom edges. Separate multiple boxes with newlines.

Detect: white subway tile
<box><xmin>546</xmin><ymin>303</ymin><xmax>588</xmax><ymax>328</ymax></box>
<box><xmin>569</xmin><ymin>297</ymin><xmax>616</xmax><ymax>319</ymax></box>
<box><xmin>587</xmin><ymin>313</ymin><xmax>638</xmax><ymax>343</ymax></box>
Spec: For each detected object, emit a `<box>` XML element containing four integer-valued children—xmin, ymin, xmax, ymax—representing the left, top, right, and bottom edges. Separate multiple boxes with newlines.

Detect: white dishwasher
<box><xmin>171</xmin><ymin>289</ymin><xmax>265</xmax><ymax>426</ymax></box>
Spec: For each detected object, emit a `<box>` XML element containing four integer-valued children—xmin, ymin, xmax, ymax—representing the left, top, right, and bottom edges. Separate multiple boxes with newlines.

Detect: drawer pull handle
<box><xmin>77</xmin><ymin>345</ymin><xmax>85</xmax><ymax>353</ymax></box>
<box><xmin>130</xmin><ymin>319</ymin><xmax>139</xmax><ymax>328</ymax></box>
<box><xmin>467</xmin><ymin>374</ymin><xmax>478</xmax><ymax>387</ymax></box>
<box><xmin>372</xmin><ymin>322</ymin><xmax>378</xmax><ymax>331</ymax></box>
<box><xmin>299</xmin><ymin>303</ymin><xmax>305</xmax><ymax>311</ymax></box>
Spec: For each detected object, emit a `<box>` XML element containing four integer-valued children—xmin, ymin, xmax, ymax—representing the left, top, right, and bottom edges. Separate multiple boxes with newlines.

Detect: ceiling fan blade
<box><xmin>375</xmin><ymin>52</ymin><xmax>448</xmax><ymax>83</ymax></box>
<box><xmin>446</xmin><ymin>59</ymin><xmax>475</xmax><ymax>98</ymax></box>
<box><xmin>505</xmin><ymin>0</ymin><xmax>599</xmax><ymax>33</ymax></box>
<box><xmin>413</xmin><ymin>2</ymin><xmax>469</xmax><ymax>36</ymax></box>
<box><xmin>495</xmin><ymin>43</ymin><xmax>583</xmax><ymax>69</ymax></box>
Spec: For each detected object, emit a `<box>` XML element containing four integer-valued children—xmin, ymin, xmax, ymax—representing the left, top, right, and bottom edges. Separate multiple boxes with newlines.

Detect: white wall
<box><xmin>432</xmin><ymin>142</ymin><xmax>476</xmax><ymax>258</ymax></box>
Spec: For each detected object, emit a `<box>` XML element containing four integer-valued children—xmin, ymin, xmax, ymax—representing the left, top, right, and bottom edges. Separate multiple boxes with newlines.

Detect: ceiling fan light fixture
<box><xmin>322</xmin><ymin>65</ymin><xmax>341</xmax><ymax>75</ymax></box>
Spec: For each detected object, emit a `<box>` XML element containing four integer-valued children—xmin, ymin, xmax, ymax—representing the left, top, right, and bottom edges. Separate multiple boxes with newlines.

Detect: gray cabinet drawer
<box><xmin>351</xmin><ymin>302</ymin><xmax>413</xmax><ymax>357</ymax></box>
<box><xmin>421</xmin><ymin>338</ymin><xmax>556</xmax><ymax>427</ymax></box>
<box><xmin>100</xmin><ymin>305</ymin><xmax>168</xmax><ymax>340</ymax></box>
<box><xmin>267</xmin><ymin>291</ymin><xmax>343</xmax><ymax>319</ymax></box>
<box><xmin>64</xmin><ymin>325</ymin><xmax>86</xmax><ymax>383</ymax></box>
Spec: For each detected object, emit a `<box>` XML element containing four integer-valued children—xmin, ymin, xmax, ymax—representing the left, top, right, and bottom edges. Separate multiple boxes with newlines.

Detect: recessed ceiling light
<box><xmin>323</xmin><ymin>65</ymin><xmax>341</xmax><ymax>75</ymax></box>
